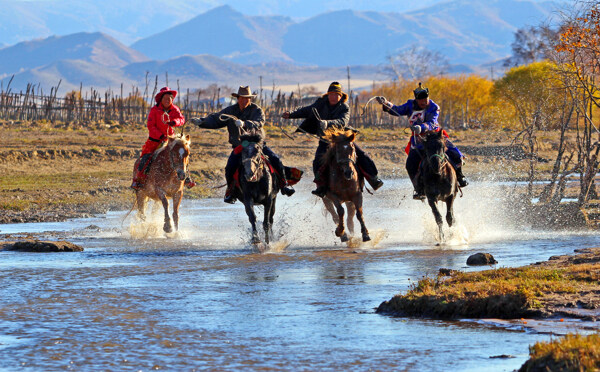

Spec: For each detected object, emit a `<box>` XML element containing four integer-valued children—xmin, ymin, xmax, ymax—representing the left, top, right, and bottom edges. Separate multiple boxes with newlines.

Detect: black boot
<box><xmin>368</xmin><ymin>176</ymin><xmax>384</xmax><ymax>191</ymax></box>
<box><xmin>224</xmin><ymin>184</ymin><xmax>236</xmax><ymax>204</ymax></box>
<box><xmin>279</xmin><ymin>175</ymin><xmax>295</xmax><ymax>197</ymax></box>
<box><xmin>411</xmin><ymin>176</ymin><xmax>425</xmax><ymax>200</ymax></box>
<box><xmin>312</xmin><ymin>184</ymin><xmax>327</xmax><ymax>198</ymax></box>
<box><xmin>455</xmin><ymin>167</ymin><xmax>468</xmax><ymax>187</ymax></box>
<box><xmin>281</xmin><ymin>183</ymin><xmax>295</xmax><ymax>197</ymax></box>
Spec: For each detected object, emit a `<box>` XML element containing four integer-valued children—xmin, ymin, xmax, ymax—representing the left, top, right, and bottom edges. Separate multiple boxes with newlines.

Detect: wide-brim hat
<box><xmin>232</xmin><ymin>86</ymin><xmax>256</xmax><ymax>98</ymax></box>
<box><xmin>155</xmin><ymin>87</ymin><xmax>178</xmax><ymax>104</ymax></box>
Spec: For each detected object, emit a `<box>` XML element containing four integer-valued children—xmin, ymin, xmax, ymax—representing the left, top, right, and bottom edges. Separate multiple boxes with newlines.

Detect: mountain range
<box><xmin>0</xmin><ymin>0</ymin><xmax>559</xmax><ymax>94</ymax></box>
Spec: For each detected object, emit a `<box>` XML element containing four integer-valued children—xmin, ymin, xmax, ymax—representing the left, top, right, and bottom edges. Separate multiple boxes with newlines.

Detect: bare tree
<box><xmin>504</xmin><ymin>25</ymin><xmax>558</xmax><ymax>67</ymax></box>
<box><xmin>384</xmin><ymin>45</ymin><xmax>450</xmax><ymax>81</ymax></box>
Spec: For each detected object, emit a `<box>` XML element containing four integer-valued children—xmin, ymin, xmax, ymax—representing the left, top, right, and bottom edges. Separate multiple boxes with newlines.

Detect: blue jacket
<box><xmin>384</xmin><ymin>99</ymin><xmax>440</xmax><ymax>133</ymax></box>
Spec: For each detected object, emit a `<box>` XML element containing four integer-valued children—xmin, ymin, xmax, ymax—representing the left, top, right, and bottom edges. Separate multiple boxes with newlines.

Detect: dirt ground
<box><xmin>0</xmin><ymin>120</ymin><xmax>572</xmax><ymax>223</ymax></box>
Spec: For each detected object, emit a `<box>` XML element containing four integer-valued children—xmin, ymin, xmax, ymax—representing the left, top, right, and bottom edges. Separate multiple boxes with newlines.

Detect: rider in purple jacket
<box><xmin>378</xmin><ymin>83</ymin><xmax>468</xmax><ymax>200</ymax></box>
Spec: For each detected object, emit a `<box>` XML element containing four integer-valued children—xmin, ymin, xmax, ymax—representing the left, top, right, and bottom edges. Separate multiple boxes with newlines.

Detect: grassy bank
<box><xmin>377</xmin><ymin>248</ymin><xmax>600</xmax><ymax>319</ymax></box>
<box><xmin>519</xmin><ymin>333</ymin><xmax>600</xmax><ymax>372</ymax></box>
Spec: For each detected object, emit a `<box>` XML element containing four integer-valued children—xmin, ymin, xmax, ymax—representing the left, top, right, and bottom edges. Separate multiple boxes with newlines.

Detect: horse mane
<box><xmin>322</xmin><ymin>127</ymin><xmax>357</xmax><ymax>143</ymax></box>
<box><xmin>322</xmin><ymin>128</ymin><xmax>357</xmax><ymax>164</ymax></box>
<box><xmin>240</xmin><ymin>133</ymin><xmax>264</xmax><ymax>144</ymax></box>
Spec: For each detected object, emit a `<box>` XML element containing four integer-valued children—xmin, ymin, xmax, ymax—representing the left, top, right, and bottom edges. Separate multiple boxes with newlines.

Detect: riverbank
<box><xmin>377</xmin><ymin>248</ymin><xmax>600</xmax><ymax>321</ymax></box>
<box><xmin>0</xmin><ymin>120</ymin><xmax>584</xmax><ymax>223</ymax></box>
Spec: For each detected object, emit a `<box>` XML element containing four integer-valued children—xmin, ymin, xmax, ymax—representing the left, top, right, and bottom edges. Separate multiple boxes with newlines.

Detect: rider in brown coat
<box><xmin>282</xmin><ymin>82</ymin><xmax>383</xmax><ymax>197</ymax></box>
<box><xmin>191</xmin><ymin>86</ymin><xmax>295</xmax><ymax>204</ymax></box>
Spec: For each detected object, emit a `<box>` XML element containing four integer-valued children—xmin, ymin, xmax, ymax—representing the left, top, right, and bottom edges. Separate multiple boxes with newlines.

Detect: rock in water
<box><xmin>466</xmin><ymin>252</ymin><xmax>497</xmax><ymax>266</ymax></box>
<box><xmin>3</xmin><ymin>240</ymin><xmax>84</xmax><ymax>252</ymax></box>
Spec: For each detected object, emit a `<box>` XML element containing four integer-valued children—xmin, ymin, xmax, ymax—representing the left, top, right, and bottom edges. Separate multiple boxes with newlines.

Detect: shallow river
<box><xmin>1</xmin><ymin>180</ymin><xmax>599</xmax><ymax>371</ymax></box>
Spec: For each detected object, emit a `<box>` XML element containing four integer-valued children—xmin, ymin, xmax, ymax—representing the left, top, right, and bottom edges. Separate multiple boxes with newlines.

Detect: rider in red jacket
<box><xmin>131</xmin><ymin>87</ymin><xmax>195</xmax><ymax>190</ymax></box>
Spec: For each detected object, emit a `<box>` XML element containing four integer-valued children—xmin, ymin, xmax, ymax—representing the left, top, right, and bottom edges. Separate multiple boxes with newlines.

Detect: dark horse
<box><xmin>130</xmin><ymin>135</ymin><xmax>191</xmax><ymax>233</ymax></box>
<box><xmin>419</xmin><ymin>130</ymin><xmax>459</xmax><ymax>242</ymax></box>
<box><xmin>322</xmin><ymin>128</ymin><xmax>371</xmax><ymax>243</ymax></box>
<box><xmin>236</xmin><ymin>134</ymin><xmax>280</xmax><ymax>245</ymax></box>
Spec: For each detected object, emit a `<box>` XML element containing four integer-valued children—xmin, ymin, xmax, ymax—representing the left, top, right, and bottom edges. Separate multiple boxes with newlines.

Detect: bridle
<box><xmin>335</xmin><ymin>141</ymin><xmax>357</xmax><ymax>167</ymax></box>
<box><xmin>168</xmin><ymin>139</ymin><xmax>188</xmax><ymax>176</ymax></box>
<box><xmin>242</xmin><ymin>142</ymin><xmax>265</xmax><ymax>182</ymax></box>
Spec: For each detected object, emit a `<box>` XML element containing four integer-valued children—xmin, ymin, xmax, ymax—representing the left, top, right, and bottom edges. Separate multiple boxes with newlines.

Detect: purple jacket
<box><xmin>384</xmin><ymin>99</ymin><xmax>440</xmax><ymax>133</ymax></box>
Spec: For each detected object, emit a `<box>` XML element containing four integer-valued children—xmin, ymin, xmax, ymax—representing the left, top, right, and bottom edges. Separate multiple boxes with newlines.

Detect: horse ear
<box><xmin>185</xmin><ymin>134</ymin><xmax>190</xmax><ymax>142</ymax></box>
<box><xmin>349</xmin><ymin>132</ymin><xmax>356</xmax><ymax>142</ymax></box>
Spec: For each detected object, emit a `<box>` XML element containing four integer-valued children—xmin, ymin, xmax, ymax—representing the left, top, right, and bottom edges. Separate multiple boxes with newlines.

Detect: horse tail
<box><xmin>120</xmin><ymin>191</ymin><xmax>138</xmax><ymax>227</ymax></box>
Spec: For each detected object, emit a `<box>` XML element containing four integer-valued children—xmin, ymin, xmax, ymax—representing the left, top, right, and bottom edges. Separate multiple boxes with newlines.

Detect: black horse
<box><xmin>420</xmin><ymin>130</ymin><xmax>459</xmax><ymax>242</ymax></box>
<box><xmin>236</xmin><ymin>134</ymin><xmax>280</xmax><ymax>244</ymax></box>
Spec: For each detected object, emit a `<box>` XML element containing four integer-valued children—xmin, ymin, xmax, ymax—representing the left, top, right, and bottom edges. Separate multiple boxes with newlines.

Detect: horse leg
<box><xmin>156</xmin><ymin>189</ymin><xmax>172</xmax><ymax>233</ymax></box>
<box><xmin>268</xmin><ymin>198</ymin><xmax>276</xmax><ymax>241</ymax></box>
<box><xmin>428</xmin><ymin>198</ymin><xmax>444</xmax><ymax>242</ymax></box>
<box><xmin>353</xmin><ymin>195</ymin><xmax>370</xmax><ymax>242</ymax></box>
<box><xmin>263</xmin><ymin>198</ymin><xmax>273</xmax><ymax>244</ymax></box>
<box><xmin>323</xmin><ymin>197</ymin><xmax>339</xmax><ymax>225</ymax></box>
<box><xmin>136</xmin><ymin>192</ymin><xmax>147</xmax><ymax>222</ymax></box>
<box><xmin>243</xmin><ymin>199</ymin><xmax>260</xmax><ymax>244</ymax></box>
<box><xmin>332</xmin><ymin>198</ymin><xmax>348</xmax><ymax>242</ymax></box>
<box><xmin>172</xmin><ymin>190</ymin><xmax>183</xmax><ymax>232</ymax></box>
<box><xmin>445</xmin><ymin>196</ymin><xmax>455</xmax><ymax>227</ymax></box>
<box><xmin>345</xmin><ymin>201</ymin><xmax>355</xmax><ymax>235</ymax></box>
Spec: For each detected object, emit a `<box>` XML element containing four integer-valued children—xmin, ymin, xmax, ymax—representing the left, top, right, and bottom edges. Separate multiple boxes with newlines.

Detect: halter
<box><xmin>242</xmin><ymin>142</ymin><xmax>265</xmax><ymax>182</ymax></box>
<box><xmin>336</xmin><ymin>141</ymin><xmax>357</xmax><ymax>166</ymax></box>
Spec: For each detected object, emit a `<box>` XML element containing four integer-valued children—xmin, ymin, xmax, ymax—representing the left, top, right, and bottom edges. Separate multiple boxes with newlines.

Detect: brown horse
<box><xmin>322</xmin><ymin>128</ymin><xmax>371</xmax><ymax>243</ymax></box>
<box><xmin>132</xmin><ymin>135</ymin><xmax>191</xmax><ymax>233</ymax></box>
<box><xmin>420</xmin><ymin>130</ymin><xmax>458</xmax><ymax>242</ymax></box>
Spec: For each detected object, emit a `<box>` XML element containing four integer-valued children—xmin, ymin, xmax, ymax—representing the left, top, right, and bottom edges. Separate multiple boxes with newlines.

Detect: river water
<box><xmin>1</xmin><ymin>180</ymin><xmax>599</xmax><ymax>371</ymax></box>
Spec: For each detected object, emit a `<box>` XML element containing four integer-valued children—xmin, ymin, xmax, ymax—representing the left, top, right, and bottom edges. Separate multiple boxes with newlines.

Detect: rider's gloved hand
<box><xmin>376</xmin><ymin>96</ymin><xmax>392</xmax><ymax>108</ymax></box>
<box><xmin>235</xmin><ymin>119</ymin><xmax>244</xmax><ymax>128</ymax></box>
<box><xmin>190</xmin><ymin>117</ymin><xmax>204</xmax><ymax>126</ymax></box>
<box><xmin>412</xmin><ymin>125</ymin><xmax>422</xmax><ymax>135</ymax></box>
<box><xmin>319</xmin><ymin>120</ymin><xmax>328</xmax><ymax>131</ymax></box>
<box><xmin>281</xmin><ymin>111</ymin><xmax>290</xmax><ymax>119</ymax></box>
<box><xmin>167</xmin><ymin>121</ymin><xmax>176</xmax><ymax>126</ymax></box>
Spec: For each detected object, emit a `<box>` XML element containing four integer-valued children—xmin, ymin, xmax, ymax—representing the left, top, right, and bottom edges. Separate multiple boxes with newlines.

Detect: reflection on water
<box><xmin>0</xmin><ymin>181</ymin><xmax>599</xmax><ymax>371</ymax></box>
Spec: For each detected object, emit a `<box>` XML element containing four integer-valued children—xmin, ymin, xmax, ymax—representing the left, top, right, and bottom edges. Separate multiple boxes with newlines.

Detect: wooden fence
<box><xmin>0</xmin><ymin>82</ymin><xmax>407</xmax><ymax>129</ymax></box>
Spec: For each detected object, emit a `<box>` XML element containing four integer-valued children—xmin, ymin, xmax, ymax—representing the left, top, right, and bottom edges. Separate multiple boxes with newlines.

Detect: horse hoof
<box><xmin>251</xmin><ymin>236</ymin><xmax>261</xmax><ymax>245</ymax></box>
<box><xmin>163</xmin><ymin>225</ymin><xmax>173</xmax><ymax>233</ymax></box>
<box><xmin>341</xmin><ymin>233</ymin><xmax>349</xmax><ymax>242</ymax></box>
<box><xmin>362</xmin><ymin>235</ymin><xmax>371</xmax><ymax>242</ymax></box>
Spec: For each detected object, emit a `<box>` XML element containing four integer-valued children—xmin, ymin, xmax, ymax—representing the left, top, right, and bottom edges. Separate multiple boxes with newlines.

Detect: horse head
<box><xmin>167</xmin><ymin>134</ymin><xmax>191</xmax><ymax>181</ymax></box>
<box><xmin>240</xmin><ymin>134</ymin><xmax>265</xmax><ymax>183</ymax></box>
<box><xmin>325</xmin><ymin>128</ymin><xmax>357</xmax><ymax>181</ymax></box>
<box><xmin>422</xmin><ymin>130</ymin><xmax>447</xmax><ymax>175</ymax></box>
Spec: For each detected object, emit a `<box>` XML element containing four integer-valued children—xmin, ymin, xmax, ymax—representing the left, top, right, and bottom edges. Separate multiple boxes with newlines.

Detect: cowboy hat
<box><xmin>232</xmin><ymin>86</ymin><xmax>256</xmax><ymax>98</ymax></box>
<box><xmin>155</xmin><ymin>87</ymin><xmax>178</xmax><ymax>104</ymax></box>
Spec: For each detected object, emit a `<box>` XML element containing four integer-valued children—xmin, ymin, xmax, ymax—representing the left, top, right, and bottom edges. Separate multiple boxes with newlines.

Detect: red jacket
<box><xmin>147</xmin><ymin>104</ymin><xmax>185</xmax><ymax>140</ymax></box>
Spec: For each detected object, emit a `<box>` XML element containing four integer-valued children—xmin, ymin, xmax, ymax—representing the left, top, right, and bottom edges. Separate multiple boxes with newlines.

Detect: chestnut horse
<box><xmin>132</xmin><ymin>135</ymin><xmax>191</xmax><ymax>233</ymax></box>
<box><xmin>420</xmin><ymin>130</ymin><xmax>458</xmax><ymax>242</ymax></box>
<box><xmin>322</xmin><ymin>128</ymin><xmax>371</xmax><ymax>243</ymax></box>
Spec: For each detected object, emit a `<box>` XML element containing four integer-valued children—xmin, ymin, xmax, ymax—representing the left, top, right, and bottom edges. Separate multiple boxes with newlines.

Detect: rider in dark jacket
<box><xmin>378</xmin><ymin>83</ymin><xmax>468</xmax><ymax>200</ymax></box>
<box><xmin>191</xmin><ymin>86</ymin><xmax>295</xmax><ymax>204</ymax></box>
<box><xmin>282</xmin><ymin>81</ymin><xmax>383</xmax><ymax>197</ymax></box>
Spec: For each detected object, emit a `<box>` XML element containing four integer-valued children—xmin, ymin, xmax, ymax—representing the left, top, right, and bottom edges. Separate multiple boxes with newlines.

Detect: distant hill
<box><xmin>0</xmin><ymin>32</ymin><xmax>148</xmax><ymax>76</ymax></box>
<box><xmin>131</xmin><ymin>0</ymin><xmax>556</xmax><ymax>66</ymax></box>
<box><xmin>131</xmin><ymin>6</ymin><xmax>293</xmax><ymax>64</ymax></box>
